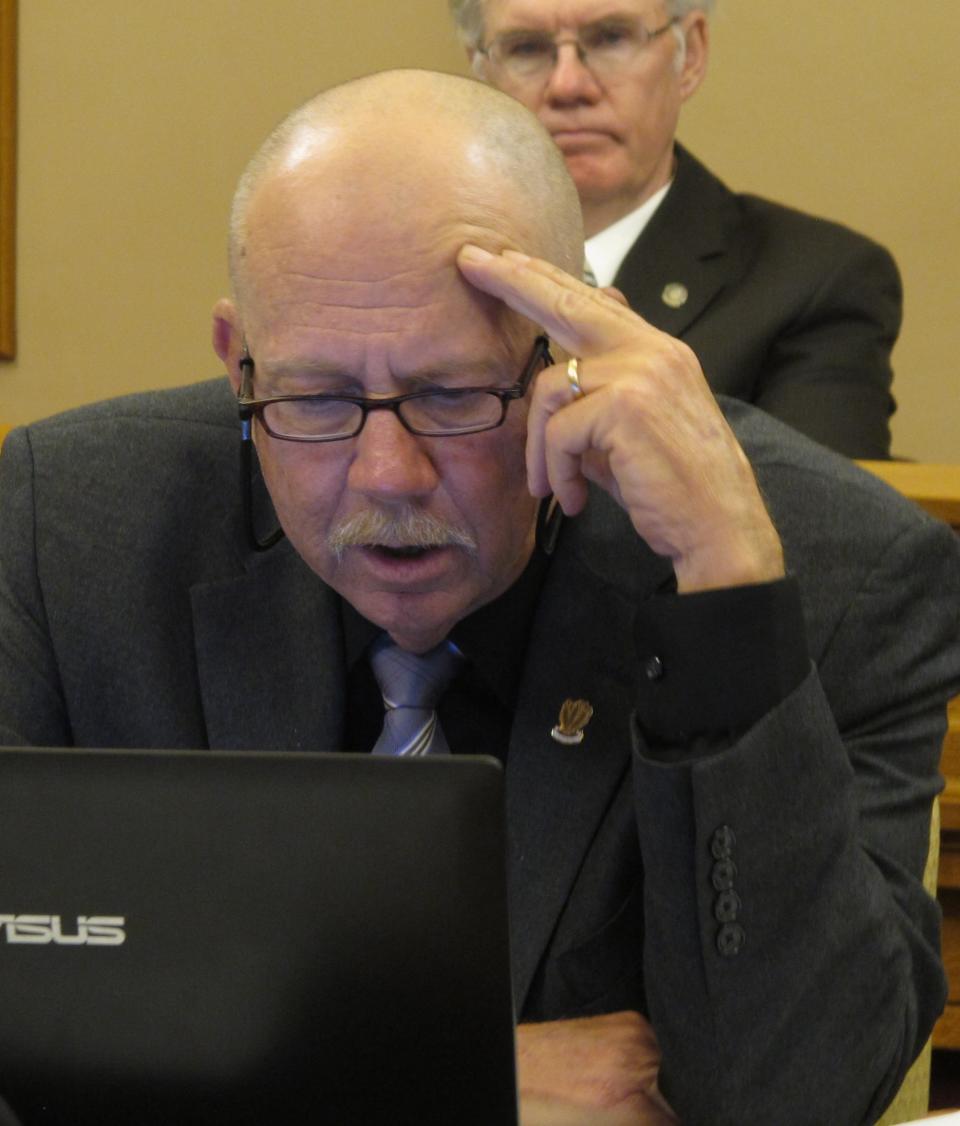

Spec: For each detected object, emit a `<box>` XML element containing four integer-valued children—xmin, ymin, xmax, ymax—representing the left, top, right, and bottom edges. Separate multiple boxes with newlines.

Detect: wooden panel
<box><xmin>936</xmin><ymin>892</ymin><xmax>960</xmax><ymax>1047</ymax></box>
<box><xmin>857</xmin><ymin>462</ymin><xmax>960</xmax><ymax>528</ymax></box>
<box><xmin>935</xmin><ymin>1004</ymin><xmax>960</xmax><ymax>1051</ymax></box>
<box><xmin>939</xmin><ymin>893</ymin><xmax>960</xmax><ymax>1002</ymax></box>
<box><xmin>933</xmin><ymin>683</ymin><xmax>960</xmax><ymax>1044</ymax></box>
<box><xmin>939</xmin><ymin>850</ymin><xmax>960</xmax><ymax>892</ymax></box>
<box><xmin>0</xmin><ymin>0</ymin><xmax>15</xmax><ymax>360</ymax></box>
<box><xmin>944</xmin><ymin>700</ymin><xmax>960</xmax><ymax>780</ymax></box>
<box><xmin>858</xmin><ymin>461</ymin><xmax>960</xmax><ymax>1047</ymax></box>
<box><xmin>942</xmin><ymin>820</ymin><xmax>960</xmax><ymax>891</ymax></box>
<box><xmin>942</xmin><ymin>722</ymin><xmax>960</xmax><ymax>1045</ymax></box>
<box><xmin>0</xmin><ymin>422</ymin><xmax>11</xmax><ymax>448</ymax></box>
<box><xmin>941</xmin><ymin>782</ymin><xmax>960</xmax><ymax>834</ymax></box>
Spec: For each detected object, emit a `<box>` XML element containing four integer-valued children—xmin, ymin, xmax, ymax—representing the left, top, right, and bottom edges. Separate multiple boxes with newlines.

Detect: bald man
<box><xmin>1</xmin><ymin>71</ymin><xmax>957</xmax><ymax>1126</ymax></box>
<box><xmin>451</xmin><ymin>0</ymin><xmax>903</xmax><ymax>459</ymax></box>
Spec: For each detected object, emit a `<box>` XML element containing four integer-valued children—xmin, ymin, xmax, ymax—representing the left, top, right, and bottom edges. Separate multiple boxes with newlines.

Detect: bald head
<box><xmin>213</xmin><ymin>71</ymin><xmax>582</xmax><ymax>653</ymax></box>
<box><xmin>228</xmin><ymin>69</ymin><xmax>582</xmax><ymax>312</ymax></box>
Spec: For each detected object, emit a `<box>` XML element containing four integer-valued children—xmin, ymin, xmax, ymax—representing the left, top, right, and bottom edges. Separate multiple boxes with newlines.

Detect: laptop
<box><xmin>0</xmin><ymin>747</ymin><xmax>518</xmax><ymax>1125</ymax></box>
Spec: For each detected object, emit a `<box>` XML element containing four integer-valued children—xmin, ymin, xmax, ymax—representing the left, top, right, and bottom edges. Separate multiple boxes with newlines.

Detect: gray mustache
<box><xmin>328</xmin><ymin>508</ymin><xmax>477</xmax><ymax>561</ymax></box>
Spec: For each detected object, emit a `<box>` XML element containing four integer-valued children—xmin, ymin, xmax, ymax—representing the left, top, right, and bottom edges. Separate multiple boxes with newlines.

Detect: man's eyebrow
<box><xmin>261</xmin><ymin>360</ymin><xmax>344</xmax><ymax>379</ymax></box>
<box><xmin>498</xmin><ymin>7</ymin><xmax>635</xmax><ymax>30</ymax></box>
<box><xmin>258</xmin><ymin>358</ymin><xmax>514</xmax><ymax>386</ymax></box>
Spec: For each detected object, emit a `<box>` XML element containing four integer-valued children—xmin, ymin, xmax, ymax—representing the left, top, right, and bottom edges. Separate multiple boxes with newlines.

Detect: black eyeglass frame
<box><xmin>238</xmin><ymin>334</ymin><xmax>553</xmax><ymax>551</ymax></box>
<box><xmin>238</xmin><ymin>334</ymin><xmax>552</xmax><ymax>443</ymax></box>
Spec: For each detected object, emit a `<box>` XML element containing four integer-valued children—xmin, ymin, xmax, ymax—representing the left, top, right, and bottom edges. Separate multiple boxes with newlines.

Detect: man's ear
<box><xmin>678</xmin><ymin>12</ymin><xmax>710</xmax><ymax>102</ymax></box>
<box><xmin>212</xmin><ymin>298</ymin><xmax>244</xmax><ymax>395</ymax></box>
<box><xmin>467</xmin><ymin>47</ymin><xmax>486</xmax><ymax>79</ymax></box>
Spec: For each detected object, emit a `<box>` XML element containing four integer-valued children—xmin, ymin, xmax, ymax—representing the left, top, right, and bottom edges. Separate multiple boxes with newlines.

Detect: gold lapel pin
<box><xmin>661</xmin><ymin>282</ymin><xmax>689</xmax><ymax>309</ymax></box>
<box><xmin>551</xmin><ymin>699</ymin><xmax>594</xmax><ymax>745</ymax></box>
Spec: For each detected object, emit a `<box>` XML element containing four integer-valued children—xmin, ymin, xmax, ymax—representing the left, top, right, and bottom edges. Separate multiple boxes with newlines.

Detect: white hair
<box><xmin>448</xmin><ymin>0</ymin><xmax>716</xmax><ymax>49</ymax></box>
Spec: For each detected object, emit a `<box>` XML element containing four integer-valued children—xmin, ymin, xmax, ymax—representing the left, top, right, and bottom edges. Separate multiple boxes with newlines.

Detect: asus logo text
<box><xmin>0</xmin><ymin>914</ymin><xmax>126</xmax><ymax>946</ymax></box>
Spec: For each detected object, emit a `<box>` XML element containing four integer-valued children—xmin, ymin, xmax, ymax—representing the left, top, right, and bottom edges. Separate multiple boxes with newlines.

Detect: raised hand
<box><xmin>458</xmin><ymin>244</ymin><xmax>784</xmax><ymax>593</ymax></box>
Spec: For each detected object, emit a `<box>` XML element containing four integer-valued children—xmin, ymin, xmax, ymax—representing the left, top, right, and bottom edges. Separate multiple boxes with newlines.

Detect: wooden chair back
<box><xmin>858</xmin><ymin>461</ymin><xmax>960</xmax><ymax>1118</ymax></box>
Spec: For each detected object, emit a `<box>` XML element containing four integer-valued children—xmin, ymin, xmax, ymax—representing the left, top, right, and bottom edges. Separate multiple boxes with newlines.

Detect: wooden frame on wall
<box><xmin>0</xmin><ymin>0</ymin><xmax>15</xmax><ymax>360</ymax></box>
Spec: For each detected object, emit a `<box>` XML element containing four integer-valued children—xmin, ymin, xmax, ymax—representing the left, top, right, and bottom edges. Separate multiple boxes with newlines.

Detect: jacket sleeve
<box><xmin>631</xmin><ymin>514</ymin><xmax>960</xmax><ymax>1126</ymax></box>
<box><xmin>0</xmin><ymin>427</ymin><xmax>72</xmax><ymax>747</ymax></box>
<box><xmin>750</xmin><ymin>233</ymin><xmax>901</xmax><ymax>459</ymax></box>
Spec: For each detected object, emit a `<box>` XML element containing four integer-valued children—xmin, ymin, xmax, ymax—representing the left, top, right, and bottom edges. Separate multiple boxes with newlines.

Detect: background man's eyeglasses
<box><xmin>238</xmin><ymin>335</ymin><xmax>551</xmax><ymax>443</ymax></box>
<box><xmin>477</xmin><ymin>16</ymin><xmax>678</xmax><ymax>83</ymax></box>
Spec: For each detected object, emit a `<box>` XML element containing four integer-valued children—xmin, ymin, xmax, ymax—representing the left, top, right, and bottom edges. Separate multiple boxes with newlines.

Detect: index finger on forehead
<box><xmin>456</xmin><ymin>245</ymin><xmax>638</xmax><ymax>356</ymax></box>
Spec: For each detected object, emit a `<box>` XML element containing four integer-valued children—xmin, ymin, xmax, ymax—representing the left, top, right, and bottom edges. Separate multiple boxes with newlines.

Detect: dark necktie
<box><xmin>369</xmin><ymin>635</ymin><xmax>463</xmax><ymax>756</ymax></box>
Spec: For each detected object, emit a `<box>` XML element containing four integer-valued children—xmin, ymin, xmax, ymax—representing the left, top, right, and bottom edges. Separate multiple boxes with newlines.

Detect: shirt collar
<box><xmin>341</xmin><ymin>545</ymin><xmax>551</xmax><ymax>713</ymax></box>
<box><xmin>584</xmin><ymin>178</ymin><xmax>672</xmax><ymax>288</ymax></box>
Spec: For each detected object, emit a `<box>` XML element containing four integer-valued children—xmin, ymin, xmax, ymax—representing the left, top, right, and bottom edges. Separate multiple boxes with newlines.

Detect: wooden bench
<box><xmin>859</xmin><ymin>462</ymin><xmax>960</xmax><ymax>1052</ymax></box>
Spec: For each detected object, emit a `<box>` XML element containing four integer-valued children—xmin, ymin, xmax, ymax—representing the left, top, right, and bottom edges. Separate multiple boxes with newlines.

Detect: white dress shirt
<box><xmin>584</xmin><ymin>180</ymin><xmax>672</xmax><ymax>288</ymax></box>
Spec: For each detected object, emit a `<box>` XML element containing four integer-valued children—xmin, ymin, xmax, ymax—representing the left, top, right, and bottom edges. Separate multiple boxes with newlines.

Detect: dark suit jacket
<box><xmin>1</xmin><ymin>380</ymin><xmax>958</xmax><ymax>1125</ymax></box>
<box><xmin>614</xmin><ymin>145</ymin><xmax>901</xmax><ymax>458</ymax></box>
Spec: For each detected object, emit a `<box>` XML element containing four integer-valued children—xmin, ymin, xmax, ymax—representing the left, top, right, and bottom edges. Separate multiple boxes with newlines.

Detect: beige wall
<box><xmin>679</xmin><ymin>0</ymin><xmax>960</xmax><ymax>460</ymax></box>
<box><xmin>2</xmin><ymin>1</ymin><xmax>958</xmax><ymax>459</ymax></box>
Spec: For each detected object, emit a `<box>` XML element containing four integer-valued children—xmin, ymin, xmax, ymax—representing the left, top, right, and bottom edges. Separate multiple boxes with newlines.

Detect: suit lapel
<box><xmin>188</xmin><ymin>479</ymin><xmax>673</xmax><ymax>1010</ymax></box>
<box><xmin>190</xmin><ymin>536</ymin><xmax>345</xmax><ymax>752</ymax></box>
<box><xmin>505</xmin><ymin>512</ymin><xmax>674</xmax><ymax>1011</ymax></box>
<box><xmin>614</xmin><ymin>145</ymin><xmax>749</xmax><ymax>339</ymax></box>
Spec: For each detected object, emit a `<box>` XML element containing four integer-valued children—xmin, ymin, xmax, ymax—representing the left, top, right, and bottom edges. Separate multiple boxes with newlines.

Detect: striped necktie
<box><xmin>369</xmin><ymin>636</ymin><xmax>463</xmax><ymax>756</ymax></box>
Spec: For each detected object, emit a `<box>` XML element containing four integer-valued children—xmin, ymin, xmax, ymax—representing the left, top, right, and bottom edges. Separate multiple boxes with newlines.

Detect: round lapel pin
<box><xmin>661</xmin><ymin>282</ymin><xmax>689</xmax><ymax>309</ymax></box>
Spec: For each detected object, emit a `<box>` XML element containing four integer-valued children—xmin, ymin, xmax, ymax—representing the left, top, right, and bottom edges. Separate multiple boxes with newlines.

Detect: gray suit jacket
<box><xmin>614</xmin><ymin>145</ymin><xmax>901</xmax><ymax>458</ymax></box>
<box><xmin>1</xmin><ymin>379</ymin><xmax>958</xmax><ymax>1125</ymax></box>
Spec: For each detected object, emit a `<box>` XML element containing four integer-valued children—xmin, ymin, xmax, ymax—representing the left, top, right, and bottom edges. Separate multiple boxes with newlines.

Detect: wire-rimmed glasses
<box><xmin>476</xmin><ymin>16</ymin><xmax>678</xmax><ymax>84</ymax></box>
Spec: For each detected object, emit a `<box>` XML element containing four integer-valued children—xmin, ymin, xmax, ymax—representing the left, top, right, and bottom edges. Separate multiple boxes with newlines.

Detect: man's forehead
<box><xmin>241</xmin><ymin>166</ymin><xmax>540</xmax><ymax>314</ymax></box>
<box><xmin>240</xmin><ymin>233</ymin><xmax>531</xmax><ymax>373</ymax></box>
<box><xmin>247</xmin><ymin>314</ymin><xmax>534</xmax><ymax>389</ymax></box>
<box><xmin>245</xmin><ymin>141</ymin><xmax>537</xmax><ymax>254</ymax></box>
<box><xmin>242</xmin><ymin>215</ymin><xmax>516</xmax><ymax>321</ymax></box>
<box><xmin>485</xmin><ymin>0</ymin><xmax>659</xmax><ymax>30</ymax></box>
<box><xmin>235</xmin><ymin>124</ymin><xmax>558</xmax><ymax>355</ymax></box>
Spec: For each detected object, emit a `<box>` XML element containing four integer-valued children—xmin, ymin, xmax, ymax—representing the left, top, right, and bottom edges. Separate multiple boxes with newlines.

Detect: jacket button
<box><xmin>710</xmin><ymin>825</ymin><xmax>736</xmax><ymax>859</ymax></box>
<box><xmin>643</xmin><ymin>655</ymin><xmax>664</xmax><ymax>681</ymax></box>
<box><xmin>711</xmin><ymin>858</ymin><xmax>737</xmax><ymax>892</ymax></box>
<box><xmin>716</xmin><ymin>922</ymin><xmax>745</xmax><ymax>957</ymax></box>
<box><xmin>714</xmin><ymin>890</ymin><xmax>742</xmax><ymax>923</ymax></box>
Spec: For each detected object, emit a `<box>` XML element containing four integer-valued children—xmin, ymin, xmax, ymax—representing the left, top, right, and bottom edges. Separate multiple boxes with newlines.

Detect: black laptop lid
<box><xmin>0</xmin><ymin>748</ymin><xmax>518</xmax><ymax>1125</ymax></box>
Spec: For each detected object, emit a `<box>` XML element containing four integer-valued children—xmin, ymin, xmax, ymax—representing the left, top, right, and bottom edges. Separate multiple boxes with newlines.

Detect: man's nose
<box><xmin>544</xmin><ymin>40</ymin><xmax>602</xmax><ymax>102</ymax></box>
<box><xmin>346</xmin><ymin>410</ymin><xmax>440</xmax><ymax>503</ymax></box>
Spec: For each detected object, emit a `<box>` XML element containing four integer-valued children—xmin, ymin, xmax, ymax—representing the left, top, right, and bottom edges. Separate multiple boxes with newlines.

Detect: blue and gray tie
<box><xmin>369</xmin><ymin>636</ymin><xmax>463</xmax><ymax>756</ymax></box>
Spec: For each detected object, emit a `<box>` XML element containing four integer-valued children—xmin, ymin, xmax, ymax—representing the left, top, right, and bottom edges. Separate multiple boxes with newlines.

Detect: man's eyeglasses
<box><xmin>237</xmin><ymin>334</ymin><xmax>552</xmax><ymax>443</ymax></box>
<box><xmin>237</xmin><ymin>335</ymin><xmax>553</xmax><ymax>552</ymax></box>
<box><xmin>477</xmin><ymin>16</ymin><xmax>678</xmax><ymax>84</ymax></box>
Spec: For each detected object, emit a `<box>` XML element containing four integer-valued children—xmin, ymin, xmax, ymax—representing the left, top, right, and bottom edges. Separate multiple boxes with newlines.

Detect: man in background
<box><xmin>1</xmin><ymin>70</ymin><xmax>957</xmax><ymax>1124</ymax></box>
<box><xmin>452</xmin><ymin>0</ymin><xmax>901</xmax><ymax>457</ymax></box>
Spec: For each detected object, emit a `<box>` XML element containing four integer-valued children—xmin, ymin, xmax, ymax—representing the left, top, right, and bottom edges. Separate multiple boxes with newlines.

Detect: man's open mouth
<box><xmin>370</xmin><ymin>544</ymin><xmax>435</xmax><ymax>560</ymax></box>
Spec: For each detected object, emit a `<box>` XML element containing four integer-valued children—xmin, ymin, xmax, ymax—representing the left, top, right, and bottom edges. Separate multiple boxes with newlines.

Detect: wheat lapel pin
<box><xmin>551</xmin><ymin>699</ymin><xmax>594</xmax><ymax>745</ymax></box>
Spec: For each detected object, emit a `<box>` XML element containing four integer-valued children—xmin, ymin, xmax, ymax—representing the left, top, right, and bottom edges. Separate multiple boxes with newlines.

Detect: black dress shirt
<box><xmin>339</xmin><ymin>513</ymin><xmax>809</xmax><ymax>761</ymax></box>
<box><xmin>341</xmin><ymin>546</ymin><xmax>550</xmax><ymax>761</ymax></box>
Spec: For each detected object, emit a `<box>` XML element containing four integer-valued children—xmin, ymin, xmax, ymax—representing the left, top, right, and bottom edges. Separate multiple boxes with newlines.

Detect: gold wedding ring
<box><xmin>567</xmin><ymin>357</ymin><xmax>585</xmax><ymax>400</ymax></box>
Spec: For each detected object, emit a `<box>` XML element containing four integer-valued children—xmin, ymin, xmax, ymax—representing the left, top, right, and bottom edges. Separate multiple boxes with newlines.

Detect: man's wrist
<box><xmin>671</xmin><ymin>520</ymin><xmax>785</xmax><ymax>594</ymax></box>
